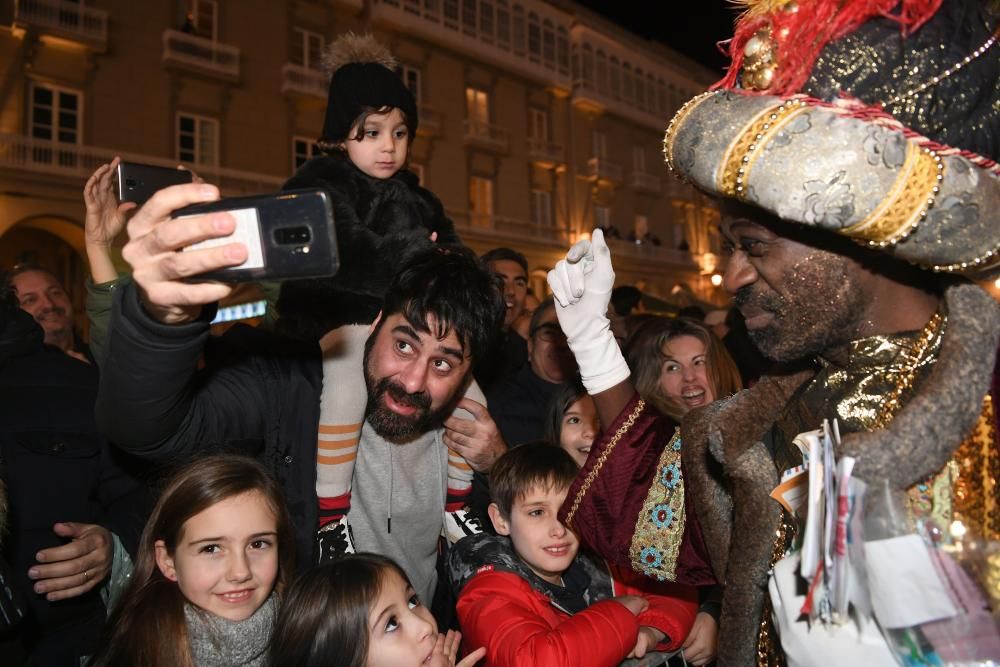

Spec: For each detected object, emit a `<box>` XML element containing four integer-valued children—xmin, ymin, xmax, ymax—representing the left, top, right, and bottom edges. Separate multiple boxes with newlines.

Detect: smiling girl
<box><xmin>269</xmin><ymin>553</ymin><xmax>485</xmax><ymax>667</ymax></box>
<box><xmin>90</xmin><ymin>456</ymin><xmax>295</xmax><ymax>666</ymax></box>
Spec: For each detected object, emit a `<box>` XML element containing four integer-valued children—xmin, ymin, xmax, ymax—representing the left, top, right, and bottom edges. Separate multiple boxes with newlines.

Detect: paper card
<box><xmin>864</xmin><ymin>535</ymin><xmax>958</xmax><ymax>629</ymax></box>
<box><xmin>182</xmin><ymin>207</ymin><xmax>265</xmax><ymax>269</ymax></box>
<box><xmin>771</xmin><ymin>467</ymin><xmax>809</xmax><ymax>515</ymax></box>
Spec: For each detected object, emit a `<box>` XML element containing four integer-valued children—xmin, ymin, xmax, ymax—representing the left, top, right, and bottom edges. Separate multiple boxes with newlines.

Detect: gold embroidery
<box><xmin>718</xmin><ymin>98</ymin><xmax>808</xmax><ymax>199</ymax></box>
<box><xmin>628</xmin><ymin>430</ymin><xmax>686</xmax><ymax>581</ymax></box>
<box><xmin>840</xmin><ymin>145</ymin><xmax>943</xmax><ymax>248</ymax></box>
<box><xmin>564</xmin><ymin>400</ymin><xmax>645</xmax><ymax>528</ymax></box>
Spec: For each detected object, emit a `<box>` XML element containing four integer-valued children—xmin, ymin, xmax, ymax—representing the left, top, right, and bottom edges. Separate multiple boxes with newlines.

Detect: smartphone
<box><xmin>116</xmin><ymin>161</ymin><xmax>194</xmax><ymax>205</ymax></box>
<box><xmin>177</xmin><ymin>188</ymin><xmax>338</xmax><ymax>283</ymax></box>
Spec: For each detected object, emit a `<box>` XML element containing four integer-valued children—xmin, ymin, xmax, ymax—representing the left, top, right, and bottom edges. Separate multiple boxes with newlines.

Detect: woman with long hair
<box><xmin>625</xmin><ymin>316</ymin><xmax>743</xmax><ymax>422</ymax></box>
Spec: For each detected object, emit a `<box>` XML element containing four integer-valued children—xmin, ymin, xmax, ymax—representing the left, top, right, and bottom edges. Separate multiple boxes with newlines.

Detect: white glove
<box><xmin>546</xmin><ymin>229</ymin><xmax>630</xmax><ymax>394</ymax></box>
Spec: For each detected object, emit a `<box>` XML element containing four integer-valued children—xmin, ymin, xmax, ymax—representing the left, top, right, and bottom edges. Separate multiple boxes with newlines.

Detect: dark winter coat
<box><xmin>0</xmin><ymin>307</ymin><xmax>150</xmax><ymax>664</ymax></box>
<box><xmin>97</xmin><ymin>286</ymin><xmax>323</xmax><ymax>574</ymax></box>
<box><xmin>277</xmin><ymin>152</ymin><xmax>460</xmax><ymax>335</ymax></box>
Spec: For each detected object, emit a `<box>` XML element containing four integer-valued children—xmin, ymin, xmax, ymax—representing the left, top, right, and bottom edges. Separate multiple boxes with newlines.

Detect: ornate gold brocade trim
<box><xmin>627</xmin><ymin>430</ymin><xmax>686</xmax><ymax>581</ymax></box>
<box><xmin>717</xmin><ymin>98</ymin><xmax>808</xmax><ymax>199</ymax></box>
<box><xmin>563</xmin><ymin>399</ymin><xmax>645</xmax><ymax>528</ymax></box>
<box><xmin>840</xmin><ymin>144</ymin><xmax>944</xmax><ymax>248</ymax></box>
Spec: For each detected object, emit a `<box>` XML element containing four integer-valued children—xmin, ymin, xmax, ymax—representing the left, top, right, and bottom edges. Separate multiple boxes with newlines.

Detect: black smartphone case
<box><xmin>174</xmin><ymin>188</ymin><xmax>339</xmax><ymax>283</ymax></box>
<box><xmin>116</xmin><ymin>161</ymin><xmax>194</xmax><ymax>205</ymax></box>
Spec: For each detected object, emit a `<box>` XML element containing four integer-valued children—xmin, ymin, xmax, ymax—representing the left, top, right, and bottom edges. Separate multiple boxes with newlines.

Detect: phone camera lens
<box><xmin>125</xmin><ymin>178</ymin><xmax>137</xmax><ymax>188</ymax></box>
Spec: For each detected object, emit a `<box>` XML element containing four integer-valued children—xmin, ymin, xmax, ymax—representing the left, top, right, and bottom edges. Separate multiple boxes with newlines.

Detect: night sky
<box><xmin>574</xmin><ymin>1</ymin><xmax>741</xmax><ymax>77</ymax></box>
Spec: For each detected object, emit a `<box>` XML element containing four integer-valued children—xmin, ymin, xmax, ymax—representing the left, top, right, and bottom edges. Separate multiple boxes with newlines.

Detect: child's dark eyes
<box><xmin>199</xmin><ymin>543</ymin><xmax>221</xmax><ymax>554</ymax></box>
<box><xmin>565</xmin><ymin>416</ymin><xmax>581</xmax><ymax>425</ymax></box>
<box><xmin>249</xmin><ymin>539</ymin><xmax>272</xmax><ymax>550</ymax></box>
<box><xmin>408</xmin><ymin>593</ymin><xmax>420</xmax><ymax>609</ymax></box>
<box><xmin>394</xmin><ymin>129</ymin><xmax>408</xmax><ymax>139</ymax></box>
<box><xmin>385</xmin><ymin>614</ymin><xmax>399</xmax><ymax>632</ymax></box>
<box><xmin>528</xmin><ymin>509</ymin><xmax>544</xmax><ymax>517</ymax></box>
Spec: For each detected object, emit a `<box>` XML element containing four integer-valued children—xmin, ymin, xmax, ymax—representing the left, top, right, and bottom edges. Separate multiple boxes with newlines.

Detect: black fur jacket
<box><xmin>276</xmin><ymin>152</ymin><xmax>460</xmax><ymax>338</ymax></box>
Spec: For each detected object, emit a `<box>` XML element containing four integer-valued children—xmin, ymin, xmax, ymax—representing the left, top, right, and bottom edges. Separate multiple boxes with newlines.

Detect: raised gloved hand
<box><xmin>546</xmin><ymin>229</ymin><xmax>630</xmax><ymax>394</ymax></box>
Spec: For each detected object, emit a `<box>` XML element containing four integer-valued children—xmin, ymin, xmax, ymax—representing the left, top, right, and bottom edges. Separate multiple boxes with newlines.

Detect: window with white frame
<box><xmin>177</xmin><ymin>113</ymin><xmax>218</xmax><ymax>166</ymax></box>
<box><xmin>191</xmin><ymin>0</ymin><xmax>217</xmax><ymax>40</ymax></box>
<box><xmin>592</xmin><ymin>131</ymin><xmax>607</xmax><ymax>160</ymax></box>
<box><xmin>292</xmin><ymin>136</ymin><xmax>318</xmax><ymax>170</ymax></box>
<box><xmin>594</xmin><ymin>205</ymin><xmax>610</xmax><ymax>230</ymax></box>
<box><xmin>30</xmin><ymin>83</ymin><xmax>81</xmax><ymax>144</ymax></box>
<box><xmin>292</xmin><ymin>28</ymin><xmax>324</xmax><ymax>69</ymax></box>
<box><xmin>402</xmin><ymin>66</ymin><xmax>422</xmax><ymax>105</ymax></box>
<box><xmin>465</xmin><ymin>87</ymin><xmax>490</xmax><ymax>127</ymax></box>
<box><xmin>469</xmin><ymin>176</ymin><xmax>494</xmax><ymax>226</ymax></box>
<box><xmin>528</xmin><ymin>108</ymin><xmax>547</xmax><ymax>141</ymax></box>
<box><xmin>633</xmin><ymin>146</ymin><xmax>646</xmax><ymax>173</ymax></box>
<box><xmin>530</xmin><ymin>190</ymin><xmax>552</xmax><ymax>228</ymax></box>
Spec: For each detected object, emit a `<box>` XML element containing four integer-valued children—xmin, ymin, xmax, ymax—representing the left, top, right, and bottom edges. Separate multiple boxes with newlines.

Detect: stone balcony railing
<box><xmin>0</xmin><ymin>134</ymin><xmax>283</xmax><ymax>197</ymax></box>
<box><xmin>13</xmin><ymin>0</ymin><xmax>108</xmax><ymax>50</ymax></box>
<box><xmin>586</xmin><ymin>157</ymin><xmax>622</xmax><ymax>183</ymax></box>
<box><xmin>448</xmin><ymin>208</ymin><xmax>568</xmax><ymax>245</ymax></box>
<box><xmin>280</xmin><ymin>62</ymin><xmax>327</xmax><ymax>98</ymax></box>
<box><xmin>629</xmin><ymin>170</ymin><xmax>662</xmax><ymax>194</ymax></box>
<box><xmin>527</xmin><ymin>137</ymin><xmax>564</xmax><ymax>167</ymax></box>
<box><xmin>162</xmin><ymin>29</ymin><xmax>240</xmax><ymax>81</ymax></box>
<box><xmin>463</xmin><ymin>119</ymin><xmax>510</xmax><ymax>152</ymax></box>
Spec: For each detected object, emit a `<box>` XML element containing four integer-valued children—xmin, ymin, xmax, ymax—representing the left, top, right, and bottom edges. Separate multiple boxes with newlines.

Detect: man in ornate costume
<box><xmin>547</xmin><ymin>0</ymin><xmax>1000</xmax><ymax>664</ymax></box>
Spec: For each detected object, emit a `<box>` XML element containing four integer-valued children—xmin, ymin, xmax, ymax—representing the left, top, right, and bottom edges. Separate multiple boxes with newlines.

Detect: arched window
<box><xmin>622</xmin><ymin>62</ymin><xmax>633</xmax><ymax>103</ymax></box>
<box><xmin>609</xmin><ymin>55</ymin><xmax>620</xmax><ymax>100</ymax></box>
<box><xmin>527</xmin><ymin>11</ymin><xmax>541</xmax><ymax>63</ymax></box>
<box><xmin>556</xmin><ymin>26</ymin><xmax>569</xmax><ymax>75</ymax></box>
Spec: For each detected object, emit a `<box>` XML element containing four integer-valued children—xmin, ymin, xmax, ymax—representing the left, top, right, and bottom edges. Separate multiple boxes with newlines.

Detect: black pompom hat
<box><xmin>319</xmin><ymin>33</ymin><xmax>419</xmax><ymax>144</ymax></box>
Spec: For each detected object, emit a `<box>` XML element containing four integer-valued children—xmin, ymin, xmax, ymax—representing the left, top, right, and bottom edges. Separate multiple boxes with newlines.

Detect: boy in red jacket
<box><xmin>448</xmin><ymin>443</ymin><xmax>697</xmax><ymax>666</ymax></box>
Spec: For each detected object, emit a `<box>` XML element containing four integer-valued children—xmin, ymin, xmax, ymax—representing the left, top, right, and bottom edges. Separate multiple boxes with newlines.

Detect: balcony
<box><xmin>629</xmin><ymin>171</ymin><xmax>662</xmax><ymax>194</ymax></box>
<box><xmin>0</xmin><ymin>134</ymin><xmax>284</xmax><ymax>197</ymax></box>
<box><xmin>418</xmin><ymin>105</ymin><xmax>442</xmax><ymax>137</ymax></box>
<box><xmin>13</xmin><ymin>0</ymin><xmax>108</xmax><ymax>50</ymax></box>
<box><xmin>162</xmin><ymin>29</ymin><xmax>240</xmax><ymax>81</ymax></box>
<box><xmin>527</xmin><ymin>137</ymin><xmax>564</xmax><ymax>168</ymax></box>
<box><xmin>587</xmin><ymin>157</ymin><xmax>622</xmax><ymax>183</ymax></box>
<box><xmin>370</xmin><ymin>0</ymin><xmax>572</xmax><ymax>92</ymax></box>
<box><xmin>281</xmin><ymin>63</ymin><xmax>327</xmax><ymax>99</ymax></box>
<box><xmin>464</xmin><ymin>119</ymin><xmax>509</xmax><ymax>153</ymax></box>
<box><xmin>448</xmin><ymin>208</ymin><xmax>568</xmax><ymax>245</ymax></box>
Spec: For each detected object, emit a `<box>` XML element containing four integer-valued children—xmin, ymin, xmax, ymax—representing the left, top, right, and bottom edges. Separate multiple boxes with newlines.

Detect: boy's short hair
<box><xmin>489</xmin><ymin>442</ymin><xmax>580</xmax><ymax>517</ymax></box>
<box><xmin>480</xmin><ymin>247</ymin><xmax>528</xmax><ymax>274</ymax></box>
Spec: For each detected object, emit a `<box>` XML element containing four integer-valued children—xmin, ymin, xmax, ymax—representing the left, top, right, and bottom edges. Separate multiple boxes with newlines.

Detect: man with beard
<box><xmin>546</xmin><ymin>1</ymin><xmax>1000</xmax><ymax>664</ymax></box>
<box><xmin>95</xmin><ymin>183</ymin><xmax>506</xmax><ymax>608</ymax></box>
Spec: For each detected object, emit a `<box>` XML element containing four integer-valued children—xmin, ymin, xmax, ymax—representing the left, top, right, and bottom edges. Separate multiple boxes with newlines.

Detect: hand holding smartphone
<box><xmin>177</xmin><ymin>188</ymin><xmax>338</xmax><ymax>282</ymax></box>
<box><xmin>116</xmin><ymin>161</ymin><xmax>194</xmax><ymax>205</ymax></box>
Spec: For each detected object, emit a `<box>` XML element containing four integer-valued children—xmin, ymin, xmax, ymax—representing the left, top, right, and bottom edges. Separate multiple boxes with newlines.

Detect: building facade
<box><xmin>0</xmin><ymin>0</ymin><xmax>727</xmax><ymax>330</ymax></box>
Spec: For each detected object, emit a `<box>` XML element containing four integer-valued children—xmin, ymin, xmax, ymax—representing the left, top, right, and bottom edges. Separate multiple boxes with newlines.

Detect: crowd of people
<box><xmin>2</xmin><ymin>1</ymin><xmax>999</xmax><ymax>665</ymax></box>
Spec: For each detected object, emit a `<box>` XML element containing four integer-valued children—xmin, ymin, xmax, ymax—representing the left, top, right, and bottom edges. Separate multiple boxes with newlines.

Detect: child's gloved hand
<box><xmin>546</xmin><ymin>229</ymin><xmax>630</xmax><ymax>395</ymax></box>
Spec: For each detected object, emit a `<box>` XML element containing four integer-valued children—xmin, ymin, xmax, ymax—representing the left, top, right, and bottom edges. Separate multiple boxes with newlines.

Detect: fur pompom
<box><xmin>322</xmin><ymin>32</ymin><xmax>397</xmax><ymax>75</ymax></box>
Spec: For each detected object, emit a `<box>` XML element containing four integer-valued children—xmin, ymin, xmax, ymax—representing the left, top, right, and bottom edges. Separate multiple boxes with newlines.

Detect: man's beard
<box><xmin>364</xmin><ymin>373</ymin><xmax>452</xmax><ymax>441</ymax></box>
<box><xmin>734</xmin><ymin>252</ymin><xmax>867</xmax><ymax>363</ymax></box>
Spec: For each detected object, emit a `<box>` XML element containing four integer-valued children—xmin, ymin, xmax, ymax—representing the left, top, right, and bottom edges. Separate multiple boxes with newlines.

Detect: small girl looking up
<box><xmin>544</xmin><ymin>380</ymin><xmax>599</xmax><ymax>468</ymax></box>
<box><xmin>269</xmin><ymin>553</ymin><xmax>485</xmax><ymax>667</ymax></box>
<box><xmin>276</xmin><ymin>33</ymin><xmax>485</xmax><ymax>556</ymax></box>
<box><xmin>90</xmin><ymin>456</ymin><xmax>295</xmax><ymax>667</ymax></box>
